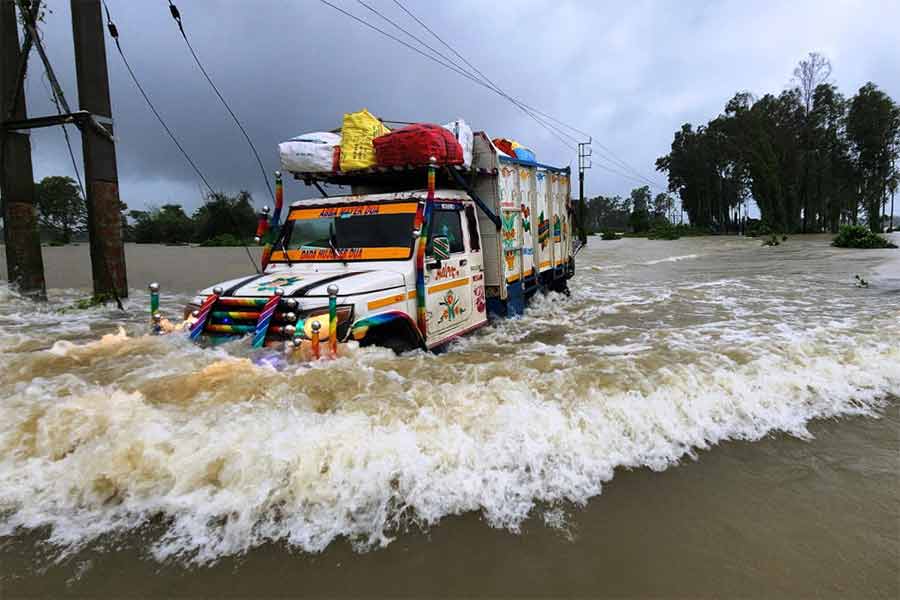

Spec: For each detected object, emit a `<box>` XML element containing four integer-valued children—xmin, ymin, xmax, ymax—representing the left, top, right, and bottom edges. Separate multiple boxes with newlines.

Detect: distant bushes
<box><xmin>645</xmin><ymin>223</ymin><xmax>708</xmax><ymax>240</ymax></box>
<box><xmin>198</xmin><ymin>233</ymin><xmax>250</xmax><ymax>247</ymax></box>
<box><xmin>600</xmin><ymin>229</ymin><xmax>619</xmax><ymax>240</ymax></box>
<box><xmin>127</xmin><ymin>191</ymin><xmax>257</xmax><ymax>245</ymax></box>
<box><xmin>647</xmin><ymin>223</ymin><xmax>681</xmax><ymax>240</ymax></box>
<box><xmin>832</xmin><ymin>225</ymin><xmax>897</xmax><ymax>249</ymax></box>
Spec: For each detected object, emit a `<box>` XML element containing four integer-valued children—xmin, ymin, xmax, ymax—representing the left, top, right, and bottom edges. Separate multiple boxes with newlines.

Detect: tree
<box><xmin>156</xmin><ymin>204</ymin><xmax>193</xmax><ymax>243</ymax></box>
<box><xmin>128</xmin><ymin>204</ymin><xmax>192</xmax><ymax>244</ymax></box>
<box><xmin>653</xmin><ymin>192</ymin><xmax>675</xmax><ymax>221</ymax></box>
<box><xmin>793</xmin><ymin>52</ymin><xmax>832</xmax><ymax>114</ymax></box>
<box><xmin>847</xmin><ymin>83</ymin><xmax>900</xmax><ymax>232</ymax></box>
<box><xmin>656</xmin><ymin>56</ymin><xmax>899</xmax><ymax>236</ymax></box>
<box><xmin>192</xmin><ymin>190</ymin><xmax>256</xmax><ymax>243</ymax></box>
<box><xmin>584</xmin><ymin>194</ymin><xmax>631</xmax><ymax>231</ymax></box>
<box><xmin>628</xmin><ymin>186</ymin><xmax>652</xmax><ymax>233</ymax></box>
<box><xmin>34</xmin><ymin>176</ymin><xmax>86</xmax><ymax>243</ymax></box>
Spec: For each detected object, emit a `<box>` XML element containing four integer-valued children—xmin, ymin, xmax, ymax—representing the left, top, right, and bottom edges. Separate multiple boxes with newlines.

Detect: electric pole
<box><xmin>71</xmin><ymin>0</ymin><xmax>127</xmax><ymax>299</ymax></box>
<box><xmin>577</xmin><ymin>139</ymin><xmax>591</xmax><ymax>244</ymax></box>
<box><xmin>0</xmin><ymin>0</ymin><xmax>46</xmax><ymax>298</ymax></box>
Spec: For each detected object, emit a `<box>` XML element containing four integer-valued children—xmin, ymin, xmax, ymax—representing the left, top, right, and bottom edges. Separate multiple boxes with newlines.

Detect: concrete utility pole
<box><xmin>0</xmin><ymin>0</ymin><xmax>46</xmax><ymax>298</ymax></box>
<box><xmin>577</xmin><ymin>139</ymin><xmax>591</xmax><ymax>243</ymax></box>
<box><xmin>71</xmin><ymin>0</ymin><xmax>127</xmax><ymax>299</ymax></box>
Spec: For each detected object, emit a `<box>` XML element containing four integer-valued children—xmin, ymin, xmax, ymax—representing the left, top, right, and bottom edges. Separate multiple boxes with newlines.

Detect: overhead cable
<box><xmin>101</xmin><ymin>0</ymin><xmax>259</xmax><ymax>273</ymax></box>
<box><xmin>167</xmin><ymin>0</ymin><xmax>275</xmax><ymax>203</ymax></box>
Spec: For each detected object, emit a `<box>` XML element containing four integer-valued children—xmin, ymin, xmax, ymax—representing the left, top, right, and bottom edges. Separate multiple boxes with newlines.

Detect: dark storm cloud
<box><xmin>22</xmin><ymin>0</ymin><xmax>900</xmax><ymax>212</ymax></box>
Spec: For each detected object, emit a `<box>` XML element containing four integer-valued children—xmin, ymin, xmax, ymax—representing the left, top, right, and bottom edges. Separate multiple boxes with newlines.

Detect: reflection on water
<box><xmin>1</xmin><ymin>236</ymin><xmax>898</xmax><ymax>594</ymax></box>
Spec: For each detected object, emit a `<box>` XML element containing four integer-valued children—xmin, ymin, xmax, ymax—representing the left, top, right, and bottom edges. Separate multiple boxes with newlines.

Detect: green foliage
<box><xmin>198</xmin><ymin>233</ymin><xmax>249</xmax><ymax>247</ymax></box>
<box><xmin>128</xmin><ymin>204</ymin><xmax>193</xmax><ymax>244</ymax></box>
<box><xmin>192</xmin><ymin>191</ymin><xmax>256</xmax><ymax>243</ymax></box>
<box><xmin>832</xmin><ymin>224</ymin><xmax>897</xmax><ymax>248</ymax></box>
<box><xmin>600</xmin><ymin>229</ymin><xmax>619</xmax><ymax>240</ymax></box>
<box><xmin>124</xmin><ymin>190</ymin><xmax>257</xmax><ymax>245</ymax></box>
<box><xmin>762</xmin><ymin>234</ymin><xmax>781</xmax><ymax>247</ymax></box>
<box><xmin>34</xmin><ymin>176</ymin><xmax>85</xmax><ymax>244</ymax></box>
<box><xmin>647</xmin><ymin>222</ymin><xmax>682</xmax><ymax>240</ymax></box>
<box><xmin>628</xmin><ymin>186</ymin><xmax>652</xmax><ymax>233</ymax></box>
<box><xmin>744</xmin><ymin>219</ymin><xmax>773</xmax><ymax>237</ymax></box>
<box><xmin>646</xmin><ymin>223</ymin><xmax>708</xmax><ymax>240</ymax></box>
<box><xmin>656</xmin><ymin>55</ymin><xmax>899</xmax><ymax>235</ymax></box>
<box><xmin>846</xmin><ymin>83</ymin><xmax>900</xmax><ymax>232</ymax></box>
<box><xmin>584</xmin><ymin>194</ymin><xmax>632</xmax><ymax>231</ymax></box>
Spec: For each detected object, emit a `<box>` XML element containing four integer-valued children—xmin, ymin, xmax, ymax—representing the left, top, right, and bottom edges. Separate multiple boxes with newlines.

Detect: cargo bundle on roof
<box><xmin>373</xmin><ymin>123</ymin><xmax>464</xmax><ymax>168</ymax></box>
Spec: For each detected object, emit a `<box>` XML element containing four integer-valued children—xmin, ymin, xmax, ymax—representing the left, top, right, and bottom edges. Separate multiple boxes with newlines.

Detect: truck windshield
<box><xmin>271</xmin><ymin>201</ymin><xmax>418</xmax><ymax>262</ymax></box>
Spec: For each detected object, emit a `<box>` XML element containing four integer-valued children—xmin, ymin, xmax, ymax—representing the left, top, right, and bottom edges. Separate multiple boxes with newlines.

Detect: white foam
<box><xmin>642</xmin><ymin>254</ymin><xmax>700</xmax><ymax>265</ymax></box>
<box><xmin>1</xmin><ymin>249</ymin><xmax>899</xmax><ymax>565</ymax></box>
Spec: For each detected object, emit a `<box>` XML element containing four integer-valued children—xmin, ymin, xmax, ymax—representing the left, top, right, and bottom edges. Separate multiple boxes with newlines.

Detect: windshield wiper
<box><xmin>328</xmin><ymin>223</ymin><xmax>344</xmax><ymax>262</ymax></box>
<box><xmin>278</xmin><ymin>233</ymin><xmax>293</xmax><ymax>268</ymax></box>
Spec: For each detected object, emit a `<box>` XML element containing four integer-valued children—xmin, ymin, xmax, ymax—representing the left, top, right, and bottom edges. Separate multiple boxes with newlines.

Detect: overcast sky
<box><xmin>20</xmin><ymin>0</ymin><xmax>900</xmax><ymax>213</ymax></box>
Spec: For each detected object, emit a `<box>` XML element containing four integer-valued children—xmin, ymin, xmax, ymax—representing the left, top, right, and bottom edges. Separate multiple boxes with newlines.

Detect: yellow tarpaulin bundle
<box><xmin>339</xmin><ymin>109</ymin><xmax>389</xmax><ymax>171</ymax></box>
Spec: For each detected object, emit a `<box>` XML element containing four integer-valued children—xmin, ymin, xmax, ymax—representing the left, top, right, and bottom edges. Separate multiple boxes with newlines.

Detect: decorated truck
<box><xmin>158</xmin><ymin>119</ymin><xmax>575</xmax><ymax>356</ymax></box>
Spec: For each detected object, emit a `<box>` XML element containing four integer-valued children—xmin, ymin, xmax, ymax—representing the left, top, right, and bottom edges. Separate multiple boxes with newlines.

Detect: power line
<box><xmin>390</xmin><ymin>0</ymin><xmax>664</xmax><ymax>189</ymax></box>
<box><xmin>318</xmin><ymin>0</ymin><xmax>576</xmax><ymax>151</ymax></box>
<box><xmin>359</xmin><ymin>0</ymin><xmax>580</xmax><ymax>149</ymax></box>
<box><xmin>166</xmin><ymin>1</ymin><xmax>275</xmax><ymax>203</ymax></box>
<box><xmin>101</xmin><ymin>0</ymin><xmax>259</xmax><ymax>274</ymax></box>
<box><xmin>26</xmin><ymin>5</ymin><xmax>125</xmax><ymax>309</ymax></box>
<box><xmin>321</xmin><ymin>1</ymin><xmax>662</xmax><ymax>191</ymax></box>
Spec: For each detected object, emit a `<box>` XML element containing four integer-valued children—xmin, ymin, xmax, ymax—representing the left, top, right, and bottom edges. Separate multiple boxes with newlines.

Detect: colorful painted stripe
<box><xmin>212</xmin><ymin>310</ymin><xmax>261</xmax><ymax>320</ymax></box>
<box><xmin>367</xmin><ymin>292</ymin><xmax>407</xmax><ymax>311</ymax></box>
<box><xmin>288</xmin><ymin>202</ymin><xmax>419</xmax><ymax>221</ymax></box>
<box><xmin>270</xmin><ymin>246</ymin><xmax>411</xmax><ymax>262</ymax></box>
<box><xmin>216</xmin><ymin>297</ymin><xmax>268</xmax><ymax>307</ymax></box>
<box><xmin>428</xmin><ymin>277</ymin><xmax>469</xmax><ymax>295</ymax></box>
<box><xmin>252</xmin><ymin>294</ymin><xmax>281</xmax><ymax>348</ymax></box>
<box><xmin>414</xmin><ymin>171</ymin><xmax>435</xmax><ymax>337</ymax></box>
<box><xmin>189</xmin><ymin>293</ymin><xmax>219</xmax><ymax>341</ymax></box>
<box><xmin>206</xmin><ymin>323</ymin><xmax>254</xmax><ymax>334</ymax></box>
<box><xmin>350</xmin><ymin>310</ymin><xmax>421</xmax><ymax>344</ymax></box>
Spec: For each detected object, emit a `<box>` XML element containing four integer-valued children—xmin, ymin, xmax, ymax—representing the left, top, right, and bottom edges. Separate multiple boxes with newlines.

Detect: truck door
<box><xmin>463</xmin><ymin>204</ymin><xmax>488</xmax><ymax>325</ymax></box>
<box><xmin>425</xmin><ymin>204</ymin><xmax>473</xmax><ymax>340</ymax></box>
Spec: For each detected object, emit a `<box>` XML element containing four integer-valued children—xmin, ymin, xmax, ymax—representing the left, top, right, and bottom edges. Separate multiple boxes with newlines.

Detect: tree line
<box><xmin>23</xmin><ymin>175</ymin><xmax>257</xmax><ymax>246</ymax></box>
<box><xmin>655</xmin><ymin>53</ymin><xmax>899</xmax><ymax>233</ymax></box>
<box><xmin>582</xmin><ymin>186</ymin><xmax>675</xmax><ymax>233</ymax></box>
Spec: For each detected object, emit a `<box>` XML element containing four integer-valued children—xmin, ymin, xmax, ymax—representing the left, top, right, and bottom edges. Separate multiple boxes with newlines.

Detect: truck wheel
<box><xmin>359</xmin><ymin>321</ymin><xmax>420</xmax><ymax>355</ymax></box>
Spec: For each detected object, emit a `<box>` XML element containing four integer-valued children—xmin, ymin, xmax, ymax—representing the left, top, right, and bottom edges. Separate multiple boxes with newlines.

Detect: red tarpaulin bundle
<box><xmin>373</xmin><ymin>123</ymin><xmax>464</xmax><ymax>168</ymax></box>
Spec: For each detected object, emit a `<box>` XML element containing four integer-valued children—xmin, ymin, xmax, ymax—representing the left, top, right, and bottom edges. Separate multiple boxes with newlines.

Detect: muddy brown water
<box><xmin>1</xmin><ymin>234</ymin><xmax>898</xmax><ymax>598</ymax></box>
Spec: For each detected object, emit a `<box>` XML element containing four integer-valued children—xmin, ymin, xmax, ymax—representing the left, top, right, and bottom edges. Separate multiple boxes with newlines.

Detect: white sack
<box><xmin>443</xmin><ymin>118</ymin><xmax>473</xmax><ymax>168</ymax></box>
<box><xmin>279</xmin><ymin>131</ymin><xmax>341</xmax><ymax>173</ymax></box>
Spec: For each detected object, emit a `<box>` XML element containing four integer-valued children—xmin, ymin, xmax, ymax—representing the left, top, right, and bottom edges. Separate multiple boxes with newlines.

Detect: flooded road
<box><xmin>1</xmin><ymin>234</ymin><xmax>898</xmax><ymax>598</ymax></box>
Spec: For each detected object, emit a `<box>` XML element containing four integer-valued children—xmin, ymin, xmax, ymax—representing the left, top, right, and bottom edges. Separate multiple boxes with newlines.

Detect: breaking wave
<box><xmin>1</xmin><ymin>240</ymin><xmax>899</xmax><ymax>565</ymax></box>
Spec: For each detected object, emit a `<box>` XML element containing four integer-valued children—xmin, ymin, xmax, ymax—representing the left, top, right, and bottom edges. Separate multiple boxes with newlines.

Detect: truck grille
<box><xmin>199</xmin><ymin>297</ymin><xmax>352</xmax><ymax>345</ymax></box>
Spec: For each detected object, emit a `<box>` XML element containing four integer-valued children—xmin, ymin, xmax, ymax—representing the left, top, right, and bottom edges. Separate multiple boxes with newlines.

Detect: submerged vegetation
<box><xmin>832</xmin><ymin>225</ymin><xmax>897</xmax><ymax>249</ymax></box>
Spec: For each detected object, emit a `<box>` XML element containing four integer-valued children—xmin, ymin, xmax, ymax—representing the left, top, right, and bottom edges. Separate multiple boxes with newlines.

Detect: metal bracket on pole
<box><xmin>14</xmin><ymin>0</ymin><xmax>114</xmax><ymax>143</ymax></box>
<box><xmin>445</xmin><ymin>166</ymin><xmax>501</xmax><ymax>230</ymax></box>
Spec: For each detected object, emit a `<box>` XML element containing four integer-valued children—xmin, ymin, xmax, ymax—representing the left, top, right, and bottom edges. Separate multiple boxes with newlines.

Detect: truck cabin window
<box><xmin>427</xmin><ymin>209</ymin><xmax>464</xmax><ymax>256</ymax></box>
<box><xmin>275</xmin><ymin>202</ymin><xmax>417</xmax><ymax>262</ymax></box>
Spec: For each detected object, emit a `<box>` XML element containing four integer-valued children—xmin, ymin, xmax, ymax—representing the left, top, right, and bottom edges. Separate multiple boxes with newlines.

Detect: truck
<box><xmin>176</xmin><ymin>130</ymin><xmax>576</xmax><ymax>355</ymax></box>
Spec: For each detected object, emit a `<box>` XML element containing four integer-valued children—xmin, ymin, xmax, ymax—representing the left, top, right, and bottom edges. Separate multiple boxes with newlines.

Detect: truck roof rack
<box><xmin>291</xmin><ymin>163</ymin><xmax>497</xmax><ymax>190</ymax></box>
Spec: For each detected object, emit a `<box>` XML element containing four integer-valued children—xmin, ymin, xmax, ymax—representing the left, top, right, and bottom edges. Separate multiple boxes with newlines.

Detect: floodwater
<box><xmin>1</xmin><ymin>235</ymin><xmax>898</xmax><ymax>598</ymax></box>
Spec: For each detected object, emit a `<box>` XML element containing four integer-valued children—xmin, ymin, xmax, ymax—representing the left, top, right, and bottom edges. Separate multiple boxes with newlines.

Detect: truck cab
<box><xmin>188</xmin><ymin>190</ymin><xmax>488</xmax><ymax>352</ymax></box>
